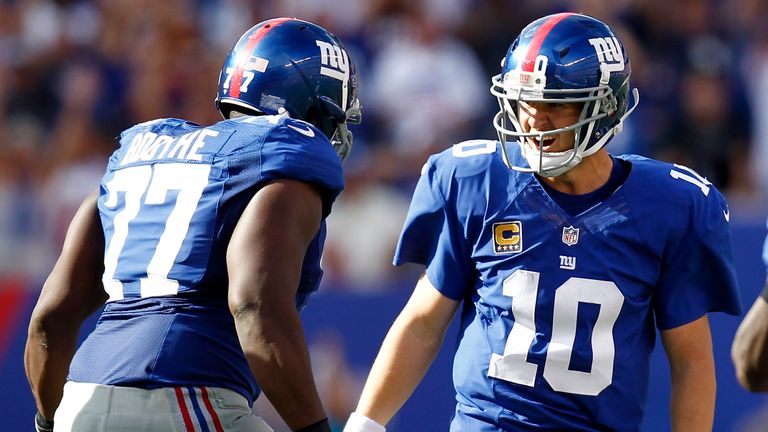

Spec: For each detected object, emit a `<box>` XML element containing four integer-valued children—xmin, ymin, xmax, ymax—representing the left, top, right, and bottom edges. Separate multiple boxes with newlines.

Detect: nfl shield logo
<box><xmin>562</xmin><ymin>226</ymin><xmax>579</xmax><ymax>246</ymax></box>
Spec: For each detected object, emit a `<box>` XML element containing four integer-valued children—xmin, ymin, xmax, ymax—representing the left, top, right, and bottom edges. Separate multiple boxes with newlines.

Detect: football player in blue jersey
<box><xmin>343</xmin><ymin>13</ymin><xmax>741</xmax><ymax>432</ymax></box>
<box><xmin>25</xmin><ymin>17</ymin><xmax>360</xmax><ymax>432</ymax></box>
<box><xmin>732</xmin><ymin>225</ymin><xmax>768</xmax><ymax>392</ymax></box>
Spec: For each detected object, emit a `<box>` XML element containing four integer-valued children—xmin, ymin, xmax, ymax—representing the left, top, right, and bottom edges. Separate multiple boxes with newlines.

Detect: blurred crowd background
<box><xmin>2</xmin><ymin>0</ymin><xmax>768</xmax><ymax>430</ymax></box>
<box><xmin>1</xmin><ymin>0</ymin><xmax>767</xmax><ymax>284</ymax></box>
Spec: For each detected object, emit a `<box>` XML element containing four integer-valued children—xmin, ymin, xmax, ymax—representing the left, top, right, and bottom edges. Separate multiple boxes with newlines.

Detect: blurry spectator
<box><xmin>457</xmin><ymin>0</ymin><xmax>528</xmax><ymax>81</ymax></box>
<box><xmin>322</xmin><ymin>167</ymin><xmax>411</xmax><ymax>292</ymax></box>
<box><xmin>745</xmin><ymin>38</ymin><xmax>768</xmax><ymax>198</ymax></box>
<box><xmin>669</xmin><ymin>67</ymin><xmax>751</xmax><ymax>193</ymax></box>
<box><xmin>0</xmin><ymin>151</ymin><xmax>43</xmax><ymax>277</ymax></box>
<box><xmin>200</xmin><ymin>0</ymin><xmax>256</xmax><ymax>51</ymax></box>
<box><xmin>366</xmin><ymin>2</ymin><xmax>488</xmax><ymax>180</ymax></box>
<box><xmin>275</xmin><ymin>0</ymin><xmax>369</xmax><ymax>36</ymax></box>
<box><xmin>38</xmin><ymin>58</ymin><xmax>112</xmax><ymax>269</ymax></box>
<box><xmin>738</xmin><ymin>0</ymin><xmax>768</xmax><ymax>199</ymax></box>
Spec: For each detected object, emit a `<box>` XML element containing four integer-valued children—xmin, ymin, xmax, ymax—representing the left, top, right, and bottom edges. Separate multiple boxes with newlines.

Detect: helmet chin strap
<box><xmin>519</xmin><ymin>142</ymin><xmax>582</xmax><ymax>177</ymax></box>
<box><xmin>332</xmin><ymin>122</ymin><xmax>353</xmax><ymax>163</ymax></box>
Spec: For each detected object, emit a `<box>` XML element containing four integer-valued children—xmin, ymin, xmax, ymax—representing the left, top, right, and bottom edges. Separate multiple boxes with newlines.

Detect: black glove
<box><xmin>35</xmin><ymin>412</ymin><xmax>54</xmax><ymax>432</ymax></box>
<box><xmin>295</xmin><ymin>418</ymin><xmax>332</xmax><ymax>432</ymax></box>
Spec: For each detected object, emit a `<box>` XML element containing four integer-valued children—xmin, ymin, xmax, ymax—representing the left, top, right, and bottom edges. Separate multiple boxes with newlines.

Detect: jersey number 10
<box><xmin>488</xmin><ymin>270</ymin><xmax>624</xmax><ymax>396</ymax></box>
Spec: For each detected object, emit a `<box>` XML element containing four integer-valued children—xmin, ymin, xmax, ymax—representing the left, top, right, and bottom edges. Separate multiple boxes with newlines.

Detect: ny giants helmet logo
<box><xmin>315</xmin><ymin>40</ymin><xmax>349</xmax><ymax>80</ymax></box>
<box><xmin>588</xmin><ymin>37</ymin><xmax>625</xmax><ymax>73</ymax></box>
<box><xmin>223</xmin><ymin>40</ymin><xmax>350</xmax><ymax>99</ymax></box>
<box><xmin>315</xmin><ymin>40</ymin><xmax>351</xmax><ymax>113</ymax></box>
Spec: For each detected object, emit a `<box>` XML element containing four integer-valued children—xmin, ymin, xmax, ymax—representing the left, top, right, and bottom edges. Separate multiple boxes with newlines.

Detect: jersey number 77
<box><xmin>101</xmin><ymin>163</ymin><xmax>212</xmax><ymax>301</ymax></box>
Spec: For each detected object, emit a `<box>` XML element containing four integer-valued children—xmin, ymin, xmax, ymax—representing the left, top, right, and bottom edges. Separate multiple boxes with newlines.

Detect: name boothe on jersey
<box><xmin>69</xmin><ymin>115</ymin><xmax>344</xmax><ymax>404</ymax></box>
<box><xmin>395</xmin><ymin>140</ymin><xmax>741</xmax><ymax>431</ymax></box>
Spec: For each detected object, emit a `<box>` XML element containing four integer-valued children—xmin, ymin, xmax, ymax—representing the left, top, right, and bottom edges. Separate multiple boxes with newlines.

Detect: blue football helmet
<box><xmin>491</xmin><ymin>13</ymin><xmax>639</xmax><ymax>176</ymax></box>
<box><xmin>216</xmin><ymin>18</ymin><xmax>361</xmax><ymax>162</ymax></box>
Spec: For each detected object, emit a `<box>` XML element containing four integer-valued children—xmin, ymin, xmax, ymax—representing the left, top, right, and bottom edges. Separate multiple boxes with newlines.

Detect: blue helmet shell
<box><xmin>491</xmin><ymin>13</ymin><xmax>637</xmax><ymax>176</ymax></box>
<box><xmin>504</xmin><ymin>13</ymin><xmax>631</xmax><ymax>94</ymax></box>
<box><xmin>215</xmin><ymin>18</ymin><xmax>360</xmax><ymax>159</ymax></box>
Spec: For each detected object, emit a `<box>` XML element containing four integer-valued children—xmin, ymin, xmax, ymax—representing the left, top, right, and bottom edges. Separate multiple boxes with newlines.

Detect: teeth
<box><xmin>529</xmin><ymin>136</ymin><xmax>555</xmax><ymax>146</ymax></box>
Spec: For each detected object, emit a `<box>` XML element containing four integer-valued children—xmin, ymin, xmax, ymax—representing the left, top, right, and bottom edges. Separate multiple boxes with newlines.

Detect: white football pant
<box><xmin>53</xmin><ymin>381</ymin><xmax>274</xmax><ymax>432</ymax></box>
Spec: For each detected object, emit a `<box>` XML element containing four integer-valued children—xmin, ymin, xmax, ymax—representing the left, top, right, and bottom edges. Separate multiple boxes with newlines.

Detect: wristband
<box><xmin>343</xmin><ymin>412</ymin><xmax>386</xmax><ymax>432</ymax></box>
<box><xmin>35</xmin><ymin>412</ymin><xmax>54</xmax><ymax>432</ymax></box>
<box><xmin>296</xmin><ymin>418</ymin><xmax>332</xmax><ymax>432</ymax></box>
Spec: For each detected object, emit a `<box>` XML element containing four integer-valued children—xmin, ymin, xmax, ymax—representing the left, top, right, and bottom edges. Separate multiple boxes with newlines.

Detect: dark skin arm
<box><xmin>227</xmin><ymin>179</ymin><xmax>326</xmax><ymax>430</ymax></box>
<box><xmin>24</xmin><ymin>191</ymin><xmax>108</xmax><ymax>419</ymax></box>
<box><xmin>732</xmin><ymin>287</ymin><xmax>768</xmax><ymax>392</ymax></box>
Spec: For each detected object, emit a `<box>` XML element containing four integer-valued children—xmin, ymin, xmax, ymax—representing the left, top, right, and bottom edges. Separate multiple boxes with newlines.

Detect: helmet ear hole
<box><xmin>217</xmin><ymin>102</ymin><xmax>233</xmax><ymax>120</ymax></box>
<box><xmin>302</xmin><ymin>95</ymin><xmax>348</xmax><ymax>140</ymax></box>
<box><xmin>304</xmin><ymin>104</ymin><xmax>338</xmax><ymax>140</ymax></box>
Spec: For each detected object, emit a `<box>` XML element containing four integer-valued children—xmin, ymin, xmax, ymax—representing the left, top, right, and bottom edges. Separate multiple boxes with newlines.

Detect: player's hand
<box><xmin>343</xmin><ymin>412</ymin><xmax>386</xmax><ymax>432</ymax></box>
<box><xmin>34</xmin><ymin>412</ymin><xmax>54</xmax><ymax>432</ymax></box>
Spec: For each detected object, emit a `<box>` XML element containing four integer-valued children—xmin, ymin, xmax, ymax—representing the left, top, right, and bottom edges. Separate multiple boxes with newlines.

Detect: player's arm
<box><xmin>24</xmin><ymin>191</ymin><xmax>108</xmax><ymax>420</ymax></box>
<box><xmin>345</xmin><ymin>273</ymin><xmax>460</xmax><ymax>431</ymax></box>
<box><xmin>731</xmin><ymin>288</ymin><xmax>768</xmax><ymax>391</ymax></box>
<box><xmin>660</xmin><ymin>315</ymin><xmax>715</xmax><ymax>432</ymax></box>
<box><xmin>227</xmin><ymin>179</ymin><xmax>328</xmax><ymax>431</ymax></box>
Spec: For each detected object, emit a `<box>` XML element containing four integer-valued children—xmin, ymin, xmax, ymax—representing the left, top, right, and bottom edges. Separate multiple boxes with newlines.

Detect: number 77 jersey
<box><xmin>394</xmin><ymin>140</ymin><xmax>742</xmax><ymax>432</ymax></box>
<box><xmin>69</xmin><ymin>114</ymin><xmax>343</xmax><ymax>403</ymax></box>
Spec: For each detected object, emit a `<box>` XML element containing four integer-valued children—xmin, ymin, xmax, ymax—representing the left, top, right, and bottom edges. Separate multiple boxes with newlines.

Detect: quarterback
<box><xmin>344</xmin><ymin>13</ymin><xmax>741</xmax><ymax>432</ymax></box>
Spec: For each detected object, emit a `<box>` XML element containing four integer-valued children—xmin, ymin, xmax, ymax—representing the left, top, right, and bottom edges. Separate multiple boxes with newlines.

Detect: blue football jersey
<box><xmin>69</xmin><ymin>115</ymin><xmax>344</xmax><ymax>404</ymax></box>
<box><xmin>394</xmin><ymin>140</ymin><xmax>742</xmax><ymax>431</ymax></box>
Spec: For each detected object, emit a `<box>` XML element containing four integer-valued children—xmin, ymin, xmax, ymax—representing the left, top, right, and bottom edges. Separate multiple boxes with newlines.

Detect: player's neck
<box><xmin>539</xmin><ymin>149</ymin><xmax>613</xmax><ymax>195</ymax></box>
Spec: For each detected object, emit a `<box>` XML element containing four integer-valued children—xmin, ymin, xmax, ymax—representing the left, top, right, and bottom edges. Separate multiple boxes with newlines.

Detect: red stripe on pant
<box><xmin>200</xmin><ymin>387</ymin><xmax>225</xmax><ymax>432</ymax></box>
<box><xmin>174</xmin><ymin>387</ymin><xmax>196</xmax><ymax>431</ymax></box>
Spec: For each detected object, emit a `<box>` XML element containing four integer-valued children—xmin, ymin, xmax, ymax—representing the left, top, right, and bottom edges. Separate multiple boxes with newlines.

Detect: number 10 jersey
<box><xmin>394</xmin><ymin>140</ymin><xmax>741</xmax><ymax>431</ymax></box>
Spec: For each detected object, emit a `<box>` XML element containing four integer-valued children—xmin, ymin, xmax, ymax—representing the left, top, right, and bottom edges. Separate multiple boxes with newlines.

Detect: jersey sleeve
<box><xmin>394</xmin><ymin>155</ymin><xmax>475</xmax><ymax>300</ymax></box>
<box><xmin>260</xmin><ymin>118</ymin><xmax>344</xmax><ymax>217</ymax></box>
<box><xmin>653</xmin><ymin>186</ymin><xmax>742</xmax><ymax>329</ymax></box>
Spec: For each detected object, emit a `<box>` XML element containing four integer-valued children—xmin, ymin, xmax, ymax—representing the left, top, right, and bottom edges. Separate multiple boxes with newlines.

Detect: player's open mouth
<box><xmin>528</xmin><ymin>135</ymin><xmax>556</xmax><ymax>151</ymax></box>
